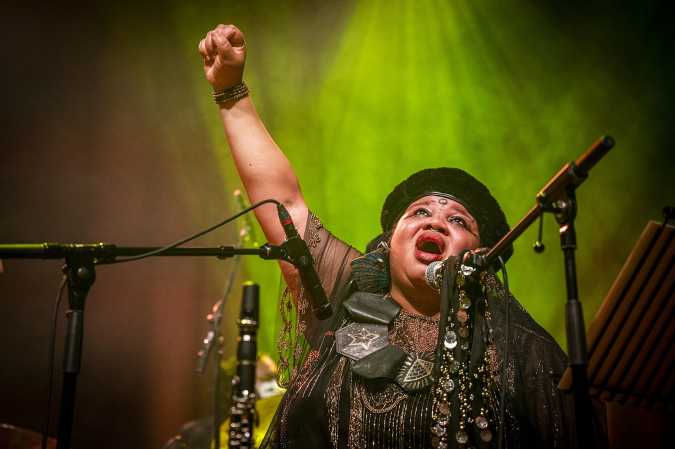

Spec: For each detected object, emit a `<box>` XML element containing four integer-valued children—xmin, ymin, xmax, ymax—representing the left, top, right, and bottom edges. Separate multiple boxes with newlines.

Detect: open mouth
<box><xmin>415</xmin><ymin>233</ymin><xmax>446</xmax><ymax>262</ymax></box>
<box><xmin>417</xmin><ymin>239</ymin><xmax>442</xmax><ymax>254</ymax></box>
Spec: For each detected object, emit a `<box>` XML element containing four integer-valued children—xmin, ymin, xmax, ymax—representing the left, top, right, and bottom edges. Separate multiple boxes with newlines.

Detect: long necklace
<box><xmin>431</xmin><ymin>266</ymin><xmax>499</xmax><ymax>448</ymax></box>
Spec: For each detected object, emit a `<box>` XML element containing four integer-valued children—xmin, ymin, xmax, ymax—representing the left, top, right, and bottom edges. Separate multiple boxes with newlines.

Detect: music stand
<box><xmin>559</xmin><ymin>220</ymin><xmax>674</xmax><ymax>447</ymax></box>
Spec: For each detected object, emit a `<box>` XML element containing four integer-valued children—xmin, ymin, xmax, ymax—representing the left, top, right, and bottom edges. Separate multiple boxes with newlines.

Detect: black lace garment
<box><xmin>261</xmin><ymin>213</ymin><xmax>606</xmax><ymax>449</ymax></box>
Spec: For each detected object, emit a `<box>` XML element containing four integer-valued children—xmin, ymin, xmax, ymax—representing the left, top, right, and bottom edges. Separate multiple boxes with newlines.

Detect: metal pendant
<box><xmin>395</xmin><ymin>352</ymin><xmax>435</xmax><ymax>391</ymax></box>
<box><xmin>336</xmin><ymin>323</ymin><xmax>389</xmax><ymax>361</ymax></box>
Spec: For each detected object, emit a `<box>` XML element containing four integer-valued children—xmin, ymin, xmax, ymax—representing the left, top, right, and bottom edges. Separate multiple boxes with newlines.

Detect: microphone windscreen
<box><xmin>425</xmin><ymin>261</ymin><xmax>444</xmax><ymax>290</ymax></box>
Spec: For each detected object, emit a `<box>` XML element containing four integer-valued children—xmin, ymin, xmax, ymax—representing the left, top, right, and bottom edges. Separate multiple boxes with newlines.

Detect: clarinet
<box><xmin>229</xmin><ymin>282</ymin><xmax>259</xmax><ymax>449</ymax></box>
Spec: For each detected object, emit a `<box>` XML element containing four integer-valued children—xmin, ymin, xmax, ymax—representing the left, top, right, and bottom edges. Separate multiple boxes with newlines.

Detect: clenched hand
<box><xmin>198</xmin><ymin>24</ymin><xmax>246</xmax><ymax>91</ymax></box>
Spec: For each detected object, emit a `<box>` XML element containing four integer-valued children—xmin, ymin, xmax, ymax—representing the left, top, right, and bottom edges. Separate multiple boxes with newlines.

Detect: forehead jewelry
<box><xmin>438</xmin><ymin>198</ymin><xmax>448</xmax><ymax>205</ymax></box>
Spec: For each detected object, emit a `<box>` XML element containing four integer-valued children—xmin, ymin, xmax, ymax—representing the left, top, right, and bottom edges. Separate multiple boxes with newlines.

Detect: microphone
<box><xmin>426</xmin><ymin>254</ymin><xmax>485</xmax><ymax>291</ymax></box>
<box><xmin>276</xmin><ymin>203</ymin><xmax>332</xmax><ymax>319</ymax></box>
<box><xmin>425</xmin><ymin>261</ymin><xmax>444</xmax><ymax>291</ymax></box>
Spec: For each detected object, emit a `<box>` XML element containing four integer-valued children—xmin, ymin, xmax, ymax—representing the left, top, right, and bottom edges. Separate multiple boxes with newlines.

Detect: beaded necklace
<box><xmin>431</xmin><ymin>265</ymin><xmax>500</xmax><ymax>449</ymax></box>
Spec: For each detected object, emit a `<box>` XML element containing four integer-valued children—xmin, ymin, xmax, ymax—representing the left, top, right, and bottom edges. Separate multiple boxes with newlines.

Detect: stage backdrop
<box><xmin>1</xmin><ymin>0</ymin><xmax>672</xmax><ymax>448</ymax></box>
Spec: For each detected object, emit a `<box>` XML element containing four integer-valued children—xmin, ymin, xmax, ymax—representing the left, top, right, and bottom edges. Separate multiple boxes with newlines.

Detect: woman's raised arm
<box><xmin>198</xmin><ymin>24</ymin><xmax>308</xmax><ymax>288</ymax></box>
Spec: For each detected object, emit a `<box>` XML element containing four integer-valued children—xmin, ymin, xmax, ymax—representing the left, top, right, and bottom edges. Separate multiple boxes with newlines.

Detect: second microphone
<box><xmin>276</xmin><ymin>203</ymin><xmax>332</xmax><ymax>320</ymax></box>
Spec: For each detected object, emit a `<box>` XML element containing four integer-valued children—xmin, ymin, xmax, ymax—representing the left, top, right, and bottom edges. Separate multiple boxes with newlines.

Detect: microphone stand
<box><xmin>195</xmin><ymin>296</ymin><xmax>228</xmax><ymax>449</ymax></box>
<box><xmin>195</xmin><ymin>251</ymin><xmax>242</xmax><ymax>449</ymax></box>
<box><xmin>469</xmin><ymin>136</ymin><xmax>614</xmax><ymax>448</ymax></box>
<box><xmin>0</xmin><ymin>242</ymin><xmax>288</xmax><ymax>449</ymax></box>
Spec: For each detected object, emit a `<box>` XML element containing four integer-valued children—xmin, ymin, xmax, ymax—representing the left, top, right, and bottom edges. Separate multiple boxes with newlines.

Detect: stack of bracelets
<box><xmin>213</xmin><ymin>82</ymin><xmax>249</xmax><ymax>104</ymax></box>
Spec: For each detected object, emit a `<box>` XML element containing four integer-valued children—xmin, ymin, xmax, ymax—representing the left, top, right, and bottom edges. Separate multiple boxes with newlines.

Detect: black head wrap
<box><xmin>370</xmin><ymin>167</ymin><xmax>513</xmax><ymax>262</ymax></box>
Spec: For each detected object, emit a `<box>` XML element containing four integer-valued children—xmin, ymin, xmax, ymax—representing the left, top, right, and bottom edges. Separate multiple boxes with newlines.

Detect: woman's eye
<box><xmin>414</xmin><ymin>208</ymin><xmax>430</xmax><ymax>217</ymax></box>
<box><xmin>448</xmin><ymin>216</ymin><xmax>467</xmax><ymax>227</ymax></box>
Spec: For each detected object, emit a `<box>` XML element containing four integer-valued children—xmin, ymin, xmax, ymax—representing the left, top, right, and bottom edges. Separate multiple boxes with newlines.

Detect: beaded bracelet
<box><xmin>213</xmin><ymin>82</ymin><xmax>249</xmax><ymax>104</ymax></box>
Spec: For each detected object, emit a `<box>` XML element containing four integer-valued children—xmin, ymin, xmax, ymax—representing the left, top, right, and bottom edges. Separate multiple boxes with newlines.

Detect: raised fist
<box><xmin>198</xmin><ymin>24</ymin><xmax>246</xmax><ymax>91</ymax></box>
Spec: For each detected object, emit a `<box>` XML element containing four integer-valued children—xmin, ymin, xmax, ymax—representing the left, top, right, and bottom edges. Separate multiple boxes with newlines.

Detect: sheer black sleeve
<box><xmin>276</xmin><ymin>211</ymin><xmax>361</xmax><ymax>386</ymax></box>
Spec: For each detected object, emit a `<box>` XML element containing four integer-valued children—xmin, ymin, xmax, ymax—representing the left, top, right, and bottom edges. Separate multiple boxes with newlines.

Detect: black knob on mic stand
<box><xmin>533</xmin><ymin>213</ymin><xmax>545</xmax><ymax>253</ymax></box>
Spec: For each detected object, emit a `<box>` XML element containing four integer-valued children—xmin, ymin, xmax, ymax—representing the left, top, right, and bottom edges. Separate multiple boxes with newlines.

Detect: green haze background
<box><xmin>175</xmin><ymin>0</ymin><xmax>673</xmax><ymax>351</ymax></box>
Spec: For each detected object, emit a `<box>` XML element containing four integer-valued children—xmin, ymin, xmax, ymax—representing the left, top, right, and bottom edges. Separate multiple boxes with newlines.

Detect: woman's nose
<box><xmin>424</xmin><ymin>216</ymin><xmax>448</xmax><ymax>235</ymax></box>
